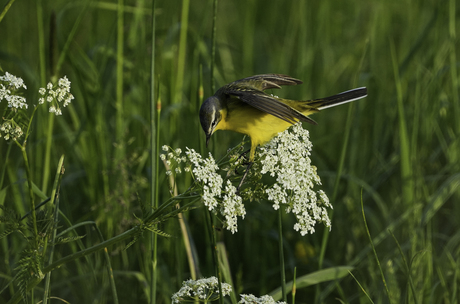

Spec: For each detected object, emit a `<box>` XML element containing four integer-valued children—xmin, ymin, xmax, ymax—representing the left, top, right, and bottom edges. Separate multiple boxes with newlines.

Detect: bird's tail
<box><xmin>306</xmin><ymin>87</ymin><xmax>367</xmax><ymax>110</ymax></box>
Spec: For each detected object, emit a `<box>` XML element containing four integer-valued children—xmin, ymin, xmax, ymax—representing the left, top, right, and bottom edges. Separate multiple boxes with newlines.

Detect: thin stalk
<box><xmin>19</xmin><ymin>143</ymin><xmax>38</xmax><ymax>247</ymax></box>
<box><xmin>0</xmin><ymin>144</ymin><xmax>12</xmax><ymax>188</ymax></box>
<box><xmin>292</xmin><ymin>267</ymin><xmax>297</xmax><ymax>304</ymax></box>
<box><xmin>389</xmin><ymin>230</ymin><xmax>418</xmax><ymax>304</ymax></box>
<box><xmin>210</xmin><ymin>0</ymin><xmax>218</xmax><ymax>93</ymax></box>
<box><xmin>208</xmin><ymin>211</ymin><xmax>223</xmax><ymax>304</ymax></box>
<box><xmin>361</xmin><ymin>190</ymin><xmax>392</xmax><ymax>303</ymax></box>
<box><xmin>278</xmin><ymin>208</ymin><xmax>287</xmax><ymax>302</ymax></box>
<box><xmin>115</xmin><ymin>0</ymin><xmax>125</xmax><ymax>160</ymax></box>
<box><xmin>348</xmin><ymin>270</ymin><xmax>375</xmax><ymax>304</ymax></box>
<box><xmin>42</xmin><ymin>155</ymin><xmax>65</xmax><ymax>304</ymax></box>
<box><xmin>40</xmin><ymin>5</ymin><xmax>56</xmax><ymax>195</ymax></box>
<box><xmin>449</xmin><ymin>0</ymin><xmax>459</xmax><ymax>132</ymax></box>
<box><xmin>36</xmin><ymin>0</ymin><xmax>46</xmax><ymax>85</ymax></box>
<box><xmin>150</xmin><ymin>0</ymin><xmax>158</xmax><ymax>302</ymax></box>
<box><xmin>0</xmin><ymin>0</ymin><xmax>17</xmax><ymax>23</ymax></box>
<box><xmin>164</xmin><ymin>160</ymin><xmax>197</xmax><ymax>280</ymax></box>
<box><xmin>390</xmin><ymin>40</ymin><xmax>413</xmax><ymax>205</ymax></box>
<box><xmin>174</xmin><ymin>0</ymin><xmax>190</xmax><ymax>104</ymax></box>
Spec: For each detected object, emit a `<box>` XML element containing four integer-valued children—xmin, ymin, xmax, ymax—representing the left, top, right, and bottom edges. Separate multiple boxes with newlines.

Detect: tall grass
<box><xmin>0</xmin><ymin>0</ymin><xmax>459</xmax><ymax>303</ymax></box>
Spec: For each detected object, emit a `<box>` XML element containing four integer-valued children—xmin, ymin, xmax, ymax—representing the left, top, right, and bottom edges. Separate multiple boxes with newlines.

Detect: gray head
<box><xmin>199</xmin><ymin>96</ymin><xmax>223</xmax><ymax>147</ymax></box>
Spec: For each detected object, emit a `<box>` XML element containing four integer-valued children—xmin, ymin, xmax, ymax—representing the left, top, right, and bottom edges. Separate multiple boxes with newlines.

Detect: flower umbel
<box><xmin>171</xmin><ymin>277</ymin><xmax>232</xmax><ymax>303</ymax></box>
<box><xmin>38</xmin><ymin>76</ymin><xmax>74</xmax><ymax>116</ymax></box>
<box><xmin>0</xmin><ymin>72</ymin><xmax>28</xmax><ymax>110</ymax></box>
<box><xmin>239</xmin><ymin>294</ymin><xmax>287</xmax><ymax>304</ymax></box>
<box><xmin>161</xmin><ymin>123</ymin><xmax>331</xmax><ymax>235</ymax></box>
<box><xmin>256</xmin><ymin>122</ymin><xmax>332</xmax><ymax>235</ymax></box>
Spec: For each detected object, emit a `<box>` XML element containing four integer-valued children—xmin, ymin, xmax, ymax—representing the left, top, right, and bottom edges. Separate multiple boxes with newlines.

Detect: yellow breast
<box><xmin>216</xmin><ymin>105</ymin><xmax>295</xmax><ymax>160</ymax></box>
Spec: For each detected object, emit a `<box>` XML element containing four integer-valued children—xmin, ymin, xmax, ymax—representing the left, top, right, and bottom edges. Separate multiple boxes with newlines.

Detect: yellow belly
<box><xmin>216</xmin><ymin>105</ymin><xmax>298</xmax><ymax>160</ymax></box>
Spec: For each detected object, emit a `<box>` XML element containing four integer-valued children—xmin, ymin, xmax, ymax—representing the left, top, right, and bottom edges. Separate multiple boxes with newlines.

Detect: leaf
<box><xmin>269</xmin><ymin>266</ymin><xmax>354</xmax><ymax>301</ymax></box>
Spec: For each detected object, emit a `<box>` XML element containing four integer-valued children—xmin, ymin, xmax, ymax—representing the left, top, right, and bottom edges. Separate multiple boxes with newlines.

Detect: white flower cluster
<box><xmin>222</xmin><ymin>180</ymin><xmax>245</xmax><ymax>233</ymax></box>
<box><xmin>186</xmin><ymin>148</ymin><xmax>246</xmax><ymax>233</ymax></box>
<box><xmin>160</xmin><ymin>145</ymin><xmax>188</xmax><ymax>175</ymax></box>
<box><xmin>160</xmin><ymin>146</ymin><xmax>246</xmax><ymax>234</ymax></box>
<box><xmin>257</xmin><ymin>122</ymin><xmax>332</xmax><ymax>235</ymax></box>
<box><xmin>171</xmin><ymin>277</ymin><xmax>232</xmax><ymax>303</ymax></box>
<box><xmin>239</xmin><ymin>294</ymin><xmax>286</xmax><ymax>304</ymax></box>
<box><xmin>38</xmin><ymin>76</ymin><xmax>74</xmax><ymax>115</ymax></box>
<box><xmin>0</xmin><ymin>72</ymin><xmax>28</xmax><ymax>110</ymax></box>
<box><xmin>0</xmin><ymin>121</ymin><xmax>23</xmax><ymax>141</ymax></box>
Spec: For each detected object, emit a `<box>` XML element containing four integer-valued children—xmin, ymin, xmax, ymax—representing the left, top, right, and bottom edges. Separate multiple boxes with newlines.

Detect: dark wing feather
<box><xmin>221</xmin><ymin>83</ymin><xmax>317</xmax><ymax>125</ymax></box>
<box><xmin>232</xmin><ymin>74</ymin><xmax>303</xmax><ymax>91</ymax></box>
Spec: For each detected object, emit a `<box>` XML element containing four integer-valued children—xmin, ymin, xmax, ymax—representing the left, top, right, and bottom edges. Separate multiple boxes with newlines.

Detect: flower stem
<box><xmin>208</xmin><ymin>211</ymin><xmax>223</xmax><ymax>304</ymax></box>
<box><xmin>278</xmin><ymin>208</ymin><xmax>287</xmax><ymax>302</ymax></box>
<box><xmin>19</xmin><ymin>142</ymin><xmax>38</xmax><ymax>247</ymax></box>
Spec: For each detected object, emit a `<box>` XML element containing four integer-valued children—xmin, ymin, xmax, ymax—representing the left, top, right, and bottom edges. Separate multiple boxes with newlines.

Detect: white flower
<box><xmin>257</xmin><ymin>122</ymin><xmax>331</xmax><ymax>235</ymax></box>
<box><xmin>221</xmin><ymin>180</ymin><xmax>246</xmax><ymax>234</ymax></box>
<box><xmin>239</xmin><ymin>294</ymin><xmax>286</xmax><ymax>304</ymax></box>
<box><xmin>39</xmin><ymin>76</ymin><xmax>74</xmax><ymax>115</ymax></box>
<box><xmin>171</xmin><ymin>277</ymin><xmax>232</xmax><ymax>303</ymax></box>
<box><xmin>6</xmin><ymin>95</ymin><xmax>27</xmax><ymax>109</ymax></box>
<box><xmin>0</xmin><ymin>72</ymin><xmax>27</xmax><ymax>90</ymax></box>
<box><xmin>0</xmin><ymin>121</ymin><xmax>24</xmax><ymax>141</ymax></box>
<box><xmin>162</xmin><ymin>145</ymin><xmax>168</xmax><ymax>151</ymax></box>
<box><xmin>186</xmin><ymin>148</ymin><xmax>224</xmax><ymax>210</ymax></box>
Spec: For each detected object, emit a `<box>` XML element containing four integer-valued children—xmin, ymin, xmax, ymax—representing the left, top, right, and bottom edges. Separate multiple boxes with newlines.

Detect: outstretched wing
<box><xmin>220</xmin><ymin>74</ymin><xmax>317</xmax><ymax>125</ymax></box>
<box><xmin>233</xmin><ymin>74</ymin><xmax>303</xmax><ymax>90</ymax></box>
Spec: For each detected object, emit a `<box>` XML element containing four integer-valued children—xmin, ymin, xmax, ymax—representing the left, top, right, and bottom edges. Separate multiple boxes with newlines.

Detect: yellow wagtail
<box><xmin>199</xmin><ymin>74</ymin><xmax>367</xmax><ymax>163</ymax></box>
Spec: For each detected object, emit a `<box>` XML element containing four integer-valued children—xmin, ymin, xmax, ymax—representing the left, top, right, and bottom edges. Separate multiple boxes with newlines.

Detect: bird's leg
<box><xmin>235</xmin><ymin>149</ymin><xmax>250</xmax><ymax>175</ymax></box>
<box><xmin>237</xmin><ymin>162</ymin><xmax>253</xmax><ymax>193</ymax></box>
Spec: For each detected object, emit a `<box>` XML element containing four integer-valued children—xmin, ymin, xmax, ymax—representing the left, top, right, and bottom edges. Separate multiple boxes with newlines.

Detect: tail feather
<box><xmin>307</xmin><ymin>87</ymin><xmax>367</xmax><ymax>110</ymax></box>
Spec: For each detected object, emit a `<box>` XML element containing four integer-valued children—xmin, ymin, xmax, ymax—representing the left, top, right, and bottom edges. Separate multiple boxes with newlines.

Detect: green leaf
<box><xmin>269</xmin><ymin>266</ymin><xmax>354</xmax><ymax>301</ymax></box>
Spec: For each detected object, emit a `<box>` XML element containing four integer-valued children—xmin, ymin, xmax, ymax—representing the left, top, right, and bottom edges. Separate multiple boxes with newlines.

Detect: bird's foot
<box><xmin>236</xmin><ymin>162</ymin><xmax>253</xmax><ymax>194</ymax></box>
<box><xmin>235</xmin><ymin>149</ymin><xmax>250</xmax><ymax>175</ymax></box>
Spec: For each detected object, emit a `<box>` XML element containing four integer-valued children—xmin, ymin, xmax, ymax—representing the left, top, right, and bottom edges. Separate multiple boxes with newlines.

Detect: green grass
<box><xmin>0</xmin><ymin>0</ymin><xmax>459</xmax><ymax>303</ymax></box>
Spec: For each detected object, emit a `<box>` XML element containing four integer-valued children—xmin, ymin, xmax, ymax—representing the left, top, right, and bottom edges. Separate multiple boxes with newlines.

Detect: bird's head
<box><xmin>199</xmin><ymin>95</ymin><xmax>224</xmax><ymax>147</ymax></box>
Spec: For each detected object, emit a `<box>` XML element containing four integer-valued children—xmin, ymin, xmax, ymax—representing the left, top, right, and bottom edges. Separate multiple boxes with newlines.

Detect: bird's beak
<box><xmin>206</xmin><ymin>133</ymin><xmax>211</xmax><ymax>147</ymax></box>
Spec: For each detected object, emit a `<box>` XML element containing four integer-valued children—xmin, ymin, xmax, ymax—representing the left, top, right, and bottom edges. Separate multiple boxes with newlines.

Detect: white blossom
<box><xmin>239</xmin><ymin>294</ymin><xmax>286</xmax><ymax>304</ymax></box>
<box><xmin>257</xmin><ymin>122</ymin><xmax>331</xmax><ymax>235</ymax></box>
<box><xmin>171</xmin><ymin>277</ymin><xmax>232</xmax><ymax>303</ymax></box>
<box><xmin>221</xmin><ymin>180</ymin><xmax>246</xmax><ymax>234</ymax></box>
<box><xmin>38</xmin><ymin>76</ymin><xmax>74</xmax><ymax>115</ymax></box>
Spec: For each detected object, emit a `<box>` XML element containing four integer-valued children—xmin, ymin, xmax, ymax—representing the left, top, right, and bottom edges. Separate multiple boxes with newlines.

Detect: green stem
<box><xmin>210</xmin><ymin>0</ymin><xmax>218</xmax><ymax>93</ymax></box>
<box><xmin>174</xmin><ymin>0</ymin><xmax>190</xmax><ymax>104</ymax></box>
<box><xmin>115</xmin><ymin>0</ymin><xmax>125</xmax><ymax>160</ymax></box>
<box><xmin>208</xmin><ymin>211</ymin><xmax>223</xmax><ymax>304</ymax></box>
<box><xmin>19</xmin><ymin>143</ymin><xmax>38</xmax><ymax>247</ymax></box>
<box><xmin>42</xmin><ymin>155</ymin><xmax>65</xmax><ymax>304</ymax></box>
<box><xmin>0</xmin><ymin>0</ymin><xmax>17</xmax><ymax>23</ymax></box>
<box><xmin>361</xmin><ymin>191</ymin><xmax>392</xmax><ymax>303</ymax></box>
<box><xmin>278</xmin><ymin>208</ymin><xmax>287</xmax><ymax>302</ymax></box>
<box><xmin>150</xmin><ymin>0</ymin><xmax>158</xmax><ymax>301</ymax></box>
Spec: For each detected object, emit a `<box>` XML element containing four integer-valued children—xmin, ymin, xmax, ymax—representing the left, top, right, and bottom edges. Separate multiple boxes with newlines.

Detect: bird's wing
<box><xmin>221</xmin><ymin>75</ymin><xmax>317</xmax><ymax>125</ymax></box>
<box><xmin>232</xmin><ymin>74</ymin><xmax>303</xmax><ymax>91</ymax></box>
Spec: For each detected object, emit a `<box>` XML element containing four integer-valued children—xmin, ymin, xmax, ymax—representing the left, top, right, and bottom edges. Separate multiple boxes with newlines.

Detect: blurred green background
<box><xmin>0</xmin><ymin>0</ymin><xmax>459</xmax><ymax>303</ymax></box>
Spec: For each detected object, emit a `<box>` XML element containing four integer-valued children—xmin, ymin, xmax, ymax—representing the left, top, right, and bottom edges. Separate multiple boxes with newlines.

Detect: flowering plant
<box><xmin>171</xmin><ymin>277</ymin><xmax>286</xmax><ymax>304</ymax></box>
<box><xmin>161</xmin><ymin>122</ymin><xmax>331</xmax><ymax>235</ymax></box>
<box><xmin>0</xmin><ymin>72</ymin><xmax>74</xmax><ymax>142</ymax></box>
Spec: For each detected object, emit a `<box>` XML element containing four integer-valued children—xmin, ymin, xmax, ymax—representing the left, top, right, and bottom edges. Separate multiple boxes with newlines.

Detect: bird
<box><xmin>199</xmin><ymin>74</ymin><xmax>367</xmax><ymax>163</ymax></box>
